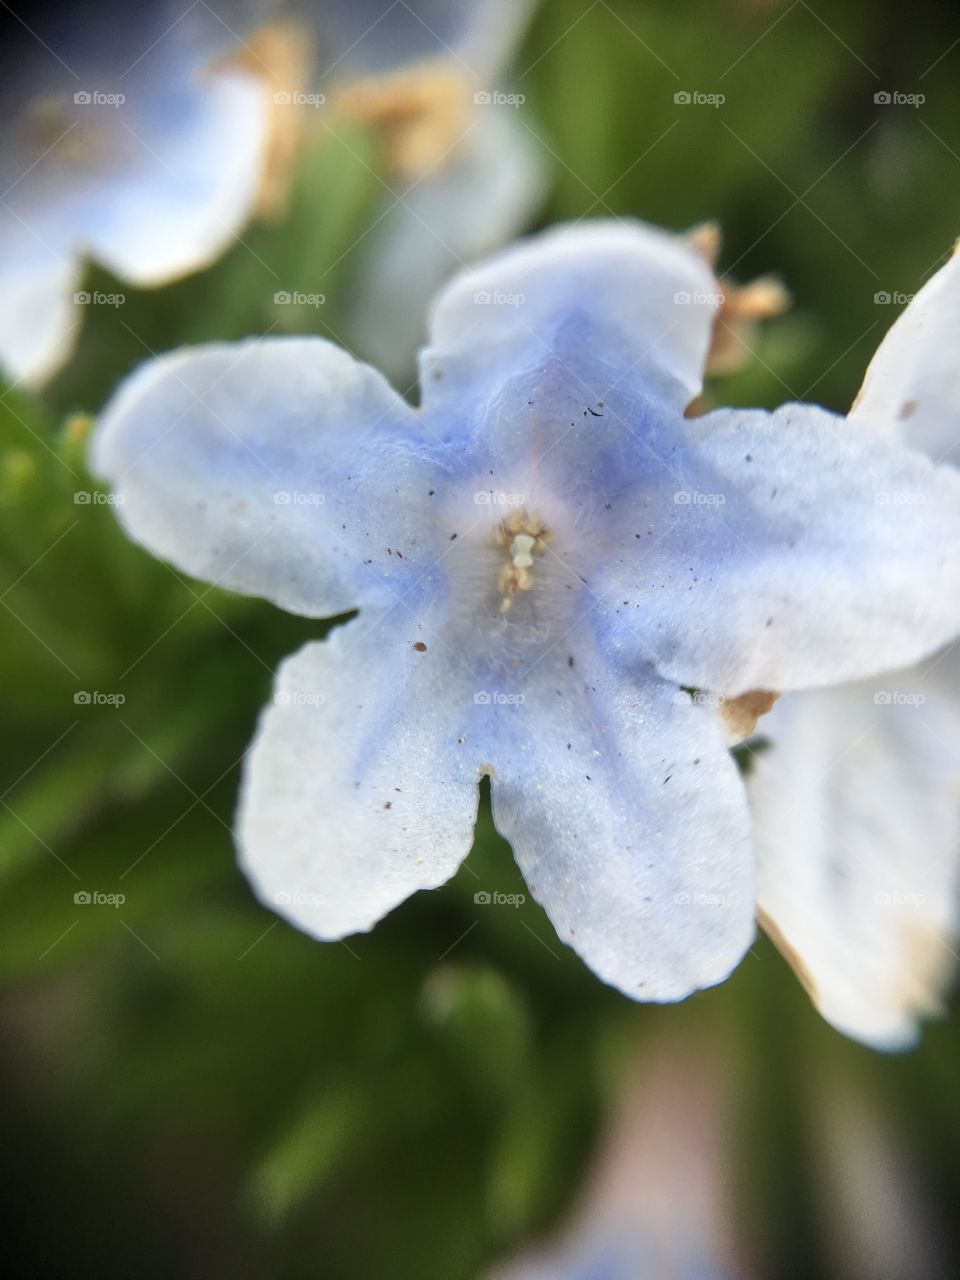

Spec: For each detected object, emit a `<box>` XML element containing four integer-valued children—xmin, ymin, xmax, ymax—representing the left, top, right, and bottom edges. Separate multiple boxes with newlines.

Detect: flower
<box><xmin>482</xmin><ymin>1030</ymin><xmax>747</xmax><ymax>1280</ymax></box>
<box><xmin>747</xmin><ymin>245</ymin><xmax>960</xmax><ymax>1050</ymax></box>
<box><xmin>92</xmin><ymin>218</ymin><xmax>960</xmax><ymax>1007</ymax></box>
<box><xmin>0</xmin><ymin>1</ymin><xmax>277</xmax><ymax>385</ymax></box>
<box><xmin>330</xmin><ymin>0</ymin><xmax>547</xmax><ymax>380</ymax></box>
<box><xmin>0</xmin><ymin>0</ymin><xmax>544</xmax><ymax>388</ymax></box>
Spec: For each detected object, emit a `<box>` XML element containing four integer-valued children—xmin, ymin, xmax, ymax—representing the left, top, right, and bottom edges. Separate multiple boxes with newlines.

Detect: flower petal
<box><xmin>850</xmin><ymin>244</ymin><xmax>960</xmax><ymax>463</ymax></box>
<box><xmin>81</xmin><ymin>69</ymin><xmax>271</xmax><ymax>287</ymax></box>
<box><xmin>1</xmin><ymin>14</ymin><xmax>274</xmax><ymax>384</ymax></box>
<box><xmin>482</xmin><ymin>638</ymin><xmax>755</xmax><ymax>1001</ymax></box>
<box><xmin>0</xmin><ymin>222</ymin><xmax>79</xmax><ymax>385</ymax></box>
<box><xmin>237</xmin><ymin>613</ymin><xmax>479</xmax><ymax>937</ymax></box>
<box><xmin>594</xmin><ymin>402</ymin><xmax>960</xmax><ymax>697</ymax></box>
<box><xmin>420</xmin><ymin>219</ymin><xmax>720</xmax><ymax>411</ymax></box>
<box><xmin>92</xmin><ymin>338</ymin><xmax>442</xmax><ymax>617</ymax></box>
<box><xmin>749</xmin><ymin>667</ymin><xmax>960</xmax><ymax>1049</ymax></box>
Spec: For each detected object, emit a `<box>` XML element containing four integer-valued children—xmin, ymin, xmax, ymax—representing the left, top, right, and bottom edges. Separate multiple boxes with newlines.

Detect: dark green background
<box><xmin>3</xmin><ymin>2</ymin><xmax>960</xmax><ymax>1275</ymax></box>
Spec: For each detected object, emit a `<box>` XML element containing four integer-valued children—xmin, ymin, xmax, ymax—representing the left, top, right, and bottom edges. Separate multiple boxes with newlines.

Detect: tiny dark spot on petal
<box><xmin>413</xmin><ymin>641</ymin><xmax>427</xmax><ymax>652</ymax></box>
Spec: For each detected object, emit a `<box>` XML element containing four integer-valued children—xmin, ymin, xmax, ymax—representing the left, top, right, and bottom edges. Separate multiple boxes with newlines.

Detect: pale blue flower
<box><xmin>92</xmin><ymin>219</ymin><xmax>960</xmax><ymax>1003</ymax></box>
<box><xmin>0</xmin><ymin>1</ymin><xmax>275</xmax><ymax>384</ymax></box>
<box><xmin>748</xmin><ymin>245</ymin><xmax>960</xmax><ymax>1050</ymax></box>
<box><xmin>0</xmin><ymin>0</ymin><xmax>542</xmax><ymax>387</ymax></box>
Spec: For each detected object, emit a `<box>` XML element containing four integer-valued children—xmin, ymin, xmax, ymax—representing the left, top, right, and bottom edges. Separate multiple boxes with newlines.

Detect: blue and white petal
<box><xmin>238</xmin><ymin>612</ymin><xmax>480</xmax><ymax>937</ymax></box>
<box><xmin>480</xmin><ymin>636</ymin><xmax>755</xmax><ymax>1002</ymax></box>
<box><xmin>595</xmin><ymin>402</ymin><xmax>960</xmax><ymax>697</ymax></box>
<box><xmin>421</xmin><ymin>219</ymin><xmax>721</xmax><ymax>409</ymax></box>
<box><xmin>850</xmin><ymin>243</ymin><xmax>960</xmax><ymax>461</ymax></box>
<box><xmin>749</xmin><ymin>663</ymin><xmax>960</xmax><ymax>1049</ymax></box>
<box><xmin>92</xmin><ymin>338</ymin><xmax>446</xmax><ymax>617</ymax></box>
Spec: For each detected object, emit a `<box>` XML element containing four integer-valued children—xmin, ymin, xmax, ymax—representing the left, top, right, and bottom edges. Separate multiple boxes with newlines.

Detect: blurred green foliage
<box><xmin>3</xmin><ymin>2</ymin><xmax>960</xmax><ymax>1276</ymax></box>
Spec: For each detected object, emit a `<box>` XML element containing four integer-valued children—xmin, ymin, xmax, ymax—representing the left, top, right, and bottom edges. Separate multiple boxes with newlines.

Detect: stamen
<box><xmin>495</xmin><ymin>512</ymin><xmax>549</xmax><ymax>612</ymax></box>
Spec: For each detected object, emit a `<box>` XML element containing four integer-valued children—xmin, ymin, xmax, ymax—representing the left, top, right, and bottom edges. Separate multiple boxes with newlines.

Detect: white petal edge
<box><xmin>84</xmin><ymin>69</ymin><xmax>271</xmax><ymax>286</ymax></box>
<box><xmin>0</xmin><ymin>225</ymin><xmax>80</xmax><ymax>386</ymax></box>
<box><xmin>611</xmin><ymin>401</ymin><xmax>960</xmax><ymax>697</ymax></box>
<box><xmin>486</xmin><ymin>639</ymin><xmax>756</xmax><ymax>1002</ymax></box>
<box><xmin>420</xmin><ymin>218</ymin><xmax>720</xmax><ymax>411</ymax></box>
<box><xmin>850</xmin><ymin>241</ymin><xmax>960</xmax><ymax>464</ymax></box>
<box><xmin>92</xmin><ymin>337</ymin><xmax>430</xmax><ymax>618</ymax></box>
<box><xmin>750</xmin><ymin>671</ymin><xmax>960</xmax><ymax>1049</ymax></box>
<box><xmin>236</xmin><ymin>614</ymin><xmax>479</xmax><ymax>938</ymax></box>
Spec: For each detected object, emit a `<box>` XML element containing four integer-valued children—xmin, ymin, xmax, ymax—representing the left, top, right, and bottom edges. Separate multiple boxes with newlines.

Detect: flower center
<box><xmin>494</xmin><ymin>511</ymin><xmax>550</xmax><ymax>613</ymax></box>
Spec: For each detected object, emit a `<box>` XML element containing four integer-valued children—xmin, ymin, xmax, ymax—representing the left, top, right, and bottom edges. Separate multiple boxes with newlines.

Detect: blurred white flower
<box><xmin>482</xmin><ymin>1031</ymin><xmax>751</xmax><ymax>1280</ymax></box>
<box><xmin>328</xmin><ymin>0</ymin><xmax>547</xmax><ymax>380</ymax></box>
<box><xmin>0</xmin><ymin>1</ymin><xmax>277</xmax><ymax>385</ymax></box>
<box><xmin>748</xmin><ymin>245</ymin><xmax>960</xmax><ymax>1049</ymax></box>
<box><xmin>0</xmin><ymin>1</ymin><xmax>545</xmax><ymax>389</ymax></box>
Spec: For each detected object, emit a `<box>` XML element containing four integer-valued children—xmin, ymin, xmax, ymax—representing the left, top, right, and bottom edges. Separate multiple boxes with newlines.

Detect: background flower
<box><xmin>748</xmin><ymin>247</ymin><xmax>960</xmax><ymax>1050</ymax></box>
